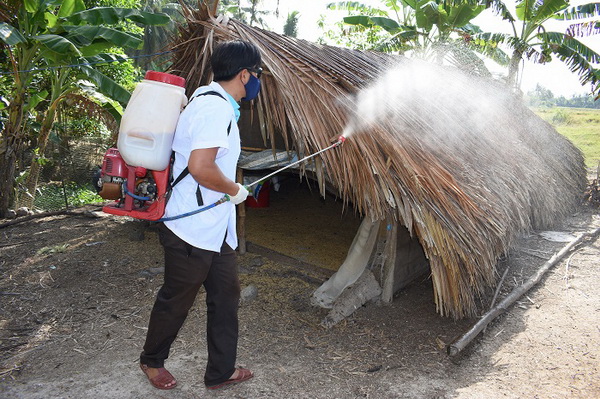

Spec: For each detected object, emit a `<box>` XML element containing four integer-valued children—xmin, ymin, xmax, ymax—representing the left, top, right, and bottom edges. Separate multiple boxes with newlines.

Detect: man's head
<box><xmin>211</xmin><ymin>40</ymin><xmax>262</xmax><ymax>82</ymax></box>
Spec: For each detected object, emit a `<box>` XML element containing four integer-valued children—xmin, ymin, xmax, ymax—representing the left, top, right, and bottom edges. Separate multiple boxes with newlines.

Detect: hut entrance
<box><xmin>239</xmin><ymin>171</ymin><xmax>430</xmax><ymax>326</ymax></box>
<box><xmin>242</xmin><ymin>175</ymin><xmax>361</xmax><ymax>271</ymax></box>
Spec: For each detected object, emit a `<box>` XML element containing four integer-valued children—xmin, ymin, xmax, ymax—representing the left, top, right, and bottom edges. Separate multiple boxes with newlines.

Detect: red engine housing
<box><xmin>99</xmin><ymin>148</ymin><xmax>170</xmax><ymax>221</ymax></box>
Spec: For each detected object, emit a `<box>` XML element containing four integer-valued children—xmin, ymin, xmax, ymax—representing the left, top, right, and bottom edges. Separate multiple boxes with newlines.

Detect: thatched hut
<box><xmin>168</xmin><ymin>4</ymin><xmax>587</xmax><ymax>319</ymax></box>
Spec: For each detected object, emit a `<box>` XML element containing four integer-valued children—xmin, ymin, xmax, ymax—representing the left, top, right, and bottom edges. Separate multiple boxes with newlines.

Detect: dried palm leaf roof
<box><xmin>170</xmin><ymin>6</ymin><xmax>587</xmax><ymax>318</ymax></box>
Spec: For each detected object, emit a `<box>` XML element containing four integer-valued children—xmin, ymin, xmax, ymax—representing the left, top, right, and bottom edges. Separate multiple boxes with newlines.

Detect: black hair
<box><xmin>211</xmin><ymin>40</ymin><xmax>262</xmax><ymax>82</ymax></box>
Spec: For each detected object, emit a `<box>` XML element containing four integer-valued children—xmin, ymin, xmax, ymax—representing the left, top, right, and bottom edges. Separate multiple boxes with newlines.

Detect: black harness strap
<box><xmin>169</xmin><ymin>91</ymin><xmax>233</xmax><ymax>206</ymax></box>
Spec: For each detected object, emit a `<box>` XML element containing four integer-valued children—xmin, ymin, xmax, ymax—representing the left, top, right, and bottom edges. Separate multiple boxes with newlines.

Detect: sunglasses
<box><xmin>244</xmin><ymin>67</ymin><xmax>263</xmax><ymax>79</ymax></box>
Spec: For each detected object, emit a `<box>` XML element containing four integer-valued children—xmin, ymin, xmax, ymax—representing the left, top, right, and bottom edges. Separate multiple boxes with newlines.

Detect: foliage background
<box><xmin>1</xmin><ymin>0</ymin><xmax>598</xmax><ymax>214</ymax></box>
<box><xmin>534</xmin><ymin>107</ymin><xmax>600</xmax><ymax>170</ymax></box>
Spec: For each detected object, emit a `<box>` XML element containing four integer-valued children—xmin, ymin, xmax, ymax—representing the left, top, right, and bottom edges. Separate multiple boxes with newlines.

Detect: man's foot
<box><xmin>206</xmin><ymin>367</ymin><xmax>253</xmax><ymax>390</ymax></box>
<box><xmin>140</xmin><ymin>363</ymin><xmax>177</xmax><ymax>390</ymax></box>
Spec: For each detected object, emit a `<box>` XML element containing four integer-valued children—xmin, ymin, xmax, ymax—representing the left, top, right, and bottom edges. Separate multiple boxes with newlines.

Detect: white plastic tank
<box><xmin>118</xmin><ymin>71</ymin><xmax>188</xmax><ymax>170</ymax></box>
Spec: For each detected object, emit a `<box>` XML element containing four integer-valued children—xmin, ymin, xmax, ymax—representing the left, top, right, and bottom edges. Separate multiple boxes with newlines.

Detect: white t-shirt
<box><xmin>164</xmin><ymin>82</ymin><xmax>241</xmax><ymax>252</ymax></box>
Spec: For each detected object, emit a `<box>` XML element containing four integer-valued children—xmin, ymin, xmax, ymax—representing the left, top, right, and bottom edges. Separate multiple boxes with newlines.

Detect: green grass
<box><xmin>533</xmin><ymin>107</ymin><xmax>600</xmax><ymax>170</ymax></box>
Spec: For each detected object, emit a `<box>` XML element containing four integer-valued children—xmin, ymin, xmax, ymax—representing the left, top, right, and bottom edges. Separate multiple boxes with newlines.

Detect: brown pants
<box><xmin>140</xmin><ymin>223</ymin><xmax>240</xmax><ymax>386</ymax></box>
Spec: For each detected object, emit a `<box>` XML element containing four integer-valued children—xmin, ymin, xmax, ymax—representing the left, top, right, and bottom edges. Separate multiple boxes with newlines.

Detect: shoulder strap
<box><xmin>191</xmin><ymin>90</ymin><xmax>226</xmax><ymax>102</ymax></box>
<box><xmin>170</xmin><ymin>91</ymin><xmax>232</xmax><ymax>191</ymax></box>
<box><xmin>188</xmin><ymin>90</ymin><xmax>232</xmax><ymax>135</ymax></box>
<box><xmin>171</xmin><ymin>159</ymin><xmax>189</xmax><ymax>188</ymax></box>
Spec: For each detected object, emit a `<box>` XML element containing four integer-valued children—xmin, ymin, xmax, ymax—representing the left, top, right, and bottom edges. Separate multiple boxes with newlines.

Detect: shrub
<box><xmin>551</xmin><ymin>109</ymin><xmax>573</xmax><ymax>125</ymax></box>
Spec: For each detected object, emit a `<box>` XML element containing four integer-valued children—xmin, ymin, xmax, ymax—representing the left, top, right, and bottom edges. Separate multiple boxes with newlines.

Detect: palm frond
<box><xmin>540</xmin><ymin>32</ymin><xmax>600</xmax><ymax>95</ymax></box>
<box><xmin>474</xmin><ymin>31</ymin><xmax>530</xmax><ymax>53</ymax></box>
<box><xmin>485</xmin><ymin>0</ymin><xmax>516</xmax><ymax>23</ymax></box>
<box><xmin>467</xmin><ymin>37</ymin><xmax>511</xmax><ymax>65</ymax></box>
<box><xmin>327</xmin><ymin>1</ymin><xmax>389</xmax><ymax>16</ymax></box>
<box><xmin>542</xmin><ymin>31</ymin><xmax>600</xmax><ymax>64</ymax></box>
<box><xmin>522</xmin><ymin>0</ymin><xmax>569</xmax><ymax>23</ymax></box>
<box><xmin>566</xmin><ymin>21</ymin><xmax>600</xmax><ymax>37</ymax></box>
<box><xmin>556</xmin><ymin>2</ymin><xmax>600</xmax><ymax>20</ymax></box>
<box><xmin>372</xmin><ymin>29</ymin><xmax>418</xmax><ymax>52</ymax></box>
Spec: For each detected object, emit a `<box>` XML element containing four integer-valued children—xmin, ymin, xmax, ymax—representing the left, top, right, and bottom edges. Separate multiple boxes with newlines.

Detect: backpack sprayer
<box><xmin>96</xmin><ymin>71</ymin><xmax>347</xmax><ymax>222</ymax></box>
<box><xmin>96</xmin><ymin>71</ymin><xmax>187</xmax><ymax>221</ymax></box>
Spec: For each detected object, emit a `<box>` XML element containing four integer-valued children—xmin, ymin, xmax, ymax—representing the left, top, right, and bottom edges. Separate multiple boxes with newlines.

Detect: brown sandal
<box><xmin>140</xmin><ymin>363</ymin><xmax>177</xmax><ymax>390</ymax></box>
<box><xmin>206</xmin><ymin>367</ymin><xmax>253</xmax><ymax>390</ymax></box>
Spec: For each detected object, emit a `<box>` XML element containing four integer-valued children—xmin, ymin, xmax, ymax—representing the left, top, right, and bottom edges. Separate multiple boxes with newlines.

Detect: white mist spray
<box><xmin>341</xmin><ymin>58</ymin><xmax>519</xmax><ymax>151</ymax></box>
<box><xmin>336</xmin><ymin>56</ymin><xmax>584</xmax><ymax>231</ymax></box>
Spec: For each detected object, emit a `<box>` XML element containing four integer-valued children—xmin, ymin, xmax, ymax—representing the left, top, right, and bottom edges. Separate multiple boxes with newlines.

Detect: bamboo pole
<box><xmin>447</xmin><ymin>226</ymin><xmax>600</xmax><ymax>357</ymax></box>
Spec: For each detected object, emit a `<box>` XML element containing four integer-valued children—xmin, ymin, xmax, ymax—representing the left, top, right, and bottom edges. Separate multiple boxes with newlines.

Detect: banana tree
<box><xmin>329</xmin><ymin>0</ymin><xmax>506</xmax><ymax>72</ymax></box>
<box><xmin>0</xmin><ymin>0</ymin><xmax>170</xmax><ymax>214</ymax></box>
<box><xmin>0</xmin><ymin>1</ymin><xmax>40</xmax><ymax>216</ymax></box>
<box><xmin>19</xmin><ymin>68</ymin><xmax>75</xmax><ymax>208</ymax></box>
<box><xmin>479</xmin><ymin>0</ymin><xmax>600</xmax><ymax>96</ymax></box>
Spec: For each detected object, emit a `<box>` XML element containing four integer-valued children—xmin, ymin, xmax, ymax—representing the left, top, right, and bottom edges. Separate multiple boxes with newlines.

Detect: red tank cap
<box><xmin>144</xmin><ymin>71</ymin><xmax>186</xmax><ymax>88</ymax></box>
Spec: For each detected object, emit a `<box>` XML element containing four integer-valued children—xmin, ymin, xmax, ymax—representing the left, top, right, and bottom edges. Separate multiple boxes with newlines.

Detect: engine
<box><xmin>97</xmin><ymin>148</ymin><xmax>169</xmax><ymax>221</ymax></box>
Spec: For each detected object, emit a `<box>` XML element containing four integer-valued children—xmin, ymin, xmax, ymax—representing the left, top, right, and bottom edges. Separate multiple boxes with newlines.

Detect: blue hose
<box><xmin>123</xmin><ymin>184</ymin><xmax>152</xmax><ymax>201</ymax></box>
<box><xmin>122</xmin><ymin>181</ymin><xmax>229</xmax><ymax>222</ymax></box>
<box><xmin>157</xmin><ymin>196</ymin><xmax>229</xmax><ymax>222</ymax></box>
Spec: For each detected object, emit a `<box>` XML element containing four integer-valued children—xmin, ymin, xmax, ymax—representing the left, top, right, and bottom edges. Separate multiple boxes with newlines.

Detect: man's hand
<box><xmin>228</xmin><ymin>183</ymin><xmax>249</xmax><ymax>205</ymax></box>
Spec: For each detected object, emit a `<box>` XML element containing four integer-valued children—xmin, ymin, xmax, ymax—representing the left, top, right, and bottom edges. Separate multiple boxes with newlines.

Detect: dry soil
<box><xmin>1</xmin><ymin>179</ymin><xmax>599</xmax><ymax>399</ymax></box>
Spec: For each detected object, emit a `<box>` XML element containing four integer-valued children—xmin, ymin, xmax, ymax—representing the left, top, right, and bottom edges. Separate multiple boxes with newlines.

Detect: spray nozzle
<box><xmin>335</xmin><ymin>135</ymin><xmax>347</xmax><ymax>146</ymax></box>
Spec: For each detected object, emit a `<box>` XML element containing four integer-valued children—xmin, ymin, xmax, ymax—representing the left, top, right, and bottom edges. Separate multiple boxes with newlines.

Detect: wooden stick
<box><xmin>0</xmin><ymin>206</ymin><xmax>103</xmax><ymax>229</ymax></box>
<box><xmin>563</xmin><ymin>250</ymin><xmax>578</xmax><ymax>288</ymax></box>
<box><xmin>489</xmin><ymin>263</ymin><xmax>511</xmax><ymax>309</ymax></box>
<box><xmin>448</xmin><ymin>226</ymin><xmax>600</xmax><ymax>357</ymax></box>
<box><xmin>0</xmin><ymin>365</ymin><xmax>22</xmax><ymax>377</ymax></box>
<box><xmin>0</xmin><ymin>240</ymin><xmax>34</xmax><ymax>248</ymax></box>
<box><xmin>2</xmin><ymin>343</ymin><xmax>47</xmax><ymax>363</ymax></box>
<box><xmin>241</xmin><ymin>146</ymin><xmax>268</xmax><ymax>152</ymax></box>
<box><xmin>236</xmin><ymin>167</ymin><xmax>247</xmax><ymax>255</ymax></box>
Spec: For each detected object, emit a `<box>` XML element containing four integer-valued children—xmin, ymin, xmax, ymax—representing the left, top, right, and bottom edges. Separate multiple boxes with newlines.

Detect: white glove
<box><xmin>228</xmin><ymin>183</ymin><xmax>249</xmax><ymax>205</ymax></box>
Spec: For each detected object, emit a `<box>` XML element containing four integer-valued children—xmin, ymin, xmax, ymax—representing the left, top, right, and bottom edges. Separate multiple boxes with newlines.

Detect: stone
<box><xmin>240</xmin><ymin>284</ymin><xmax>258</xmax><ymax>304</ymax></box>
<box><xmin>250</xmin><ymin>257</ymin><xmax>264</xmax><ymax>268</ymax></box>
<box><xmin>16</xmin><ymin>207</ymin><xmax>31</xmax><ymax>217</ymax></box>
<box><xmin>138</xmin><ymin>267</ymin><xmax>164</xmax><ymax>279</ymax></box>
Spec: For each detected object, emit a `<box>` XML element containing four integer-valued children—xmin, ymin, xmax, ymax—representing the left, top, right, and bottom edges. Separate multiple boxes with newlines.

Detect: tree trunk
<box><xmin>507</xmin><ymin>49</ymin><xmax>523</xmax><ymax>92</ymax></box>
<box><xmin>19</xmin><ymin>99</ymin><xmax>61</xmax><ymax>209</ymax></box>
<box><xmin>0</xmin><ymin>87</ymin><xmax>27</xmax><ymax>217</ymax></box>
<box><xmin>0</xmin><ymin>44</ymin><xmax>38</xmax><ymax>217</ymax></box>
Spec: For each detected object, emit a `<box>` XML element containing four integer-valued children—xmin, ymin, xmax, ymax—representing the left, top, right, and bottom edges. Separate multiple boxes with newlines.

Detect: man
<box><xmin>139</xmin><ymin>40</ymin><xmax>262</xmax><ymax>391</ymax></box>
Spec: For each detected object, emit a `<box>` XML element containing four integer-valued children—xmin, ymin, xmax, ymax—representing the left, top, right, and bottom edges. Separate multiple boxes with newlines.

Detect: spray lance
<box><xmin>246</xmin><ymin>135</ymin><xmax>347</xmax><ymax>190</ymax></box>
<box><xmin>157</xmin><ymin>135</ymin><xmax>347</xmax><ymax>222</ymax></box>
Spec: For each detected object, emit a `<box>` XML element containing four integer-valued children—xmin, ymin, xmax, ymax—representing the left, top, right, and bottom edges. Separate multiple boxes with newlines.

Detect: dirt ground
<box><xmin>1</xmin><ymin>178</ymin><xmax>599</xmax><ymax>399</ymax></box>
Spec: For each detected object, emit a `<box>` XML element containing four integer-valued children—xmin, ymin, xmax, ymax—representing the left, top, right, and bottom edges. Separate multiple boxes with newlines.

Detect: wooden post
<box><xmin>381</xmin><ymin>217</ymin><xmax>398</xmax><ymax>303</ymax></box>
<box><xmin>236</xmin><ymin>167</ymin><xmax>246</xmax><ymax>254</ymax></box>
